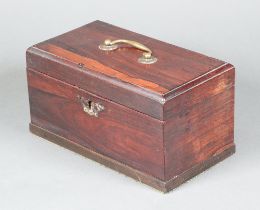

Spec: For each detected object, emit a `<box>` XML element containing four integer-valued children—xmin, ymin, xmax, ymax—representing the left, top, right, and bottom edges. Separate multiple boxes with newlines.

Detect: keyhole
<box><xmin>88</xmin><ymin>100</ymin><xmax>92</xmax><ymax>109</ymax></box>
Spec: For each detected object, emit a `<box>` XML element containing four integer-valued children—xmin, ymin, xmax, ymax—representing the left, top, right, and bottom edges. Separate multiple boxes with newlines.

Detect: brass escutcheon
<box><xmin>78</xmin><ymin>96</ymin><xmax>104</xmax><ymax>117</ymax></box>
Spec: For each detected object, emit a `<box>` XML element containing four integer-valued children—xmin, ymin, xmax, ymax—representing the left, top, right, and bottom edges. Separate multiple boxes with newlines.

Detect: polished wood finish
<box><xmin>27</xmin><ymin>69</ymin><xmax>164</xmax><ymax>179</ymax></box>
<box><xmin>164</xmin><ymin>67</ymin><xmax>235</xmax><ymax>180</ymax></box>
<box><xmin>27</xmin><ymin>46</ymin><xmax>164</xmax><ymax>119</ymax></box>
<box><xmin>26</xmin><ymin>20</ymin><xmax>229</xmax><ymax>120</ymax></box>
<box><xmin>30</xmin><ymin>123</ymin><xmax>235</xmax><ymax>193</ymax></box>
<box><xmin>26</xmin><ymin>20</ymin><xmax>235</xmax><ymax>192</ymax></box>
<box><xmin>30</xmin><ymin>20</ymin><xmax>224</xmax><ymax>93</ymax></box>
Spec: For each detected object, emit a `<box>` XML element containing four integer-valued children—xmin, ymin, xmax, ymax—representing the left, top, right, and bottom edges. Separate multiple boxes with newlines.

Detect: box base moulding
<box><xmin>29</xmin><ymin>123</ymin><xmax>235</xmax><ymax>193</ymax></box>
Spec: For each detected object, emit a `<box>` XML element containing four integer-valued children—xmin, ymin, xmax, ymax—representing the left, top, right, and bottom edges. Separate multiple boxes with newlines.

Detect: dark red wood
<box><xmin>26</xmin><ymin>20</ymin><xmax>235</xmax><ymax>191</ymax></box>
<box><xmin>26</xmin><ymin>47</ymin><xmax>164</xmax><ymax>119</ymax></box>
<box><xmin>164</xmin><ymin>68</ymin><xmax>235</xmax><ymax>180</ymax></box>
<box><xmin>31</xmin><ymin>20</ymin><xmax>224</xmax><ymax>92</ymax></box>
<box><xmin>27</xmin><ymin>69</ymin><xmax>164</xmax><ymax>179</ymax></box>
<box><xmin>30</xmin><ymin>123</ymin><xmax>235</xmax><ymax>193</ymax></box>
<box><xmin>26</xmin><ymin>20</ymin><xmax>229</xmax><ymax>120</ymax></box>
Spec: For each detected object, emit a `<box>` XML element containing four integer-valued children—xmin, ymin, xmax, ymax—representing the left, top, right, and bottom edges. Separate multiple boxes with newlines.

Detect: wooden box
<box><xmin>26</xmin><ymin>20</ymin><xmax>235</xmax><ymax>192</ymax></box>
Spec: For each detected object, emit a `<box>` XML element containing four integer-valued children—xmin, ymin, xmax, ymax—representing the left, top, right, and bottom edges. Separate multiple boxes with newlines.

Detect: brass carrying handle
<box><xmin>99</xmin><ymin>39</ymin><xmax>157</xmax><ymax>64</ymax></box>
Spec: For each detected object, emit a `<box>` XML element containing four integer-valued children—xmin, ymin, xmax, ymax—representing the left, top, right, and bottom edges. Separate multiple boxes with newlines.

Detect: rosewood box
<box><xmin>26</xmin><ymin>20</ymin><xmax>235</xmax><ymax>192</ymax></box>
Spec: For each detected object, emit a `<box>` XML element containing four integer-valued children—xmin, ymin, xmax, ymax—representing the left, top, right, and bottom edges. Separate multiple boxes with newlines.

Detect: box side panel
<box><xmin>164</xmin><ymin>68</ymin><xmax>235</xmax><ymax>180</ymax></box>
<box><xmin>27</xmin><ymin>69</ymin><xmax>165</xmax><ymax>180</ymax></box>
<box><xmin>26</xmin><ymin>47</ymin><xmax>164</xmax><ymax>120</ymax></box>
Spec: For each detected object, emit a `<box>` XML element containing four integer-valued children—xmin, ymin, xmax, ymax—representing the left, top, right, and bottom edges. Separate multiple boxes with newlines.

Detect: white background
<box><xmin>0</xmin><ymin>1</ymin><xmax>260</xmax><ymax>210</ymax></box>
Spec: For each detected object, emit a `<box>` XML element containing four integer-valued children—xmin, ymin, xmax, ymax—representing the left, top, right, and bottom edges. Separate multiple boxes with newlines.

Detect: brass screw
<box><xmin>143</xmin><ymin>52</ymin><xmax>152</xmax><ymax>59</ymax></box>
<box><xmin>78</xmin><ymin>63</ymin><xmax>84</xmax><ymax>68</ymax></box>
<box><xmin>104</xmin><ymin>39</ymin><xmax>112</xmax><ymax>46</ymax></box>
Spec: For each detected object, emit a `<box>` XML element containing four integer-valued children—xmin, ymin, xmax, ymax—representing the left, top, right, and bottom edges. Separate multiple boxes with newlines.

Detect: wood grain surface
<box><xmin>26</xmin><ymin>20</ymin><xmax>230</xmax><ymax>120</ymax></box>
<box><xmin>164</xmin><ymin>67</ymin><xmax>235</xmax><ymax>179</ymax></box>
<box><xmin>30</xmin><ymin>123</ymin><xmax>235</xmax><ymax>193</ymax></box>
<box><xmin>34</xmin><ymin>20</ymin><xmax>224</xmax><ymax>93</ymax></box>
<box><xmin>26</xmin><ymin>20</ymin><xmax>235</xmax><ymax>191</ymax></box>
<box><xmin>27</xmin><ymin>69</ymin><xmax>165</xmax><ymax>179</ymax></box>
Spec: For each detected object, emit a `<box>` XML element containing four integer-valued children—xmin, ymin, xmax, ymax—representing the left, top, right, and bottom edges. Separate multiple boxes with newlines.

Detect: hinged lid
<box><xmin>26</xmin><ymin>20</ymin><xmax>232</xmax><ymax>120</ymax></box>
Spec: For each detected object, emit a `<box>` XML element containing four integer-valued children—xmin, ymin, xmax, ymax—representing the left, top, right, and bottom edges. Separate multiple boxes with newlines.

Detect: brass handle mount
<box><xmin>99</xmin><ymin>39</ymin><xmax>157</xmax><ymax>64</ymax></box>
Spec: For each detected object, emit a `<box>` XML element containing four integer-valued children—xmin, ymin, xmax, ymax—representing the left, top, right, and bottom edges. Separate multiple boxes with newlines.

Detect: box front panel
<box><xmin>27</xmin><ymin>69</ymin><xmax>164</xmax><ymax>179</ymax></box>
<box><xmin>164</xmin><ymin>68</ymin><xmax>235</xmax><ymax>180</ymax></box>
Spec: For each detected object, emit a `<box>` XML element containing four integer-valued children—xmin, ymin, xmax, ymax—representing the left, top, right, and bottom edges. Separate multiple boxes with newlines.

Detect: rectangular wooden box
<box><xmin>26</xmin><ymin>20</ymin><xmax>235</xmax><ymax>192</ymax></box>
